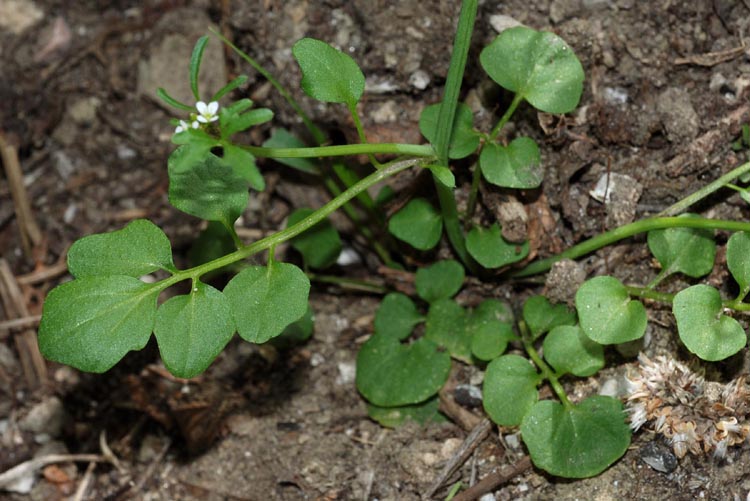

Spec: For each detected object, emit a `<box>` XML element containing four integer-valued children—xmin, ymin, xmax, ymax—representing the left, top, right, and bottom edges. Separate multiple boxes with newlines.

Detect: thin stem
<box><xmin>156</xmin><ymin>158</ymin><xmax>423</xmax><ymax>288</ymax></box>
<box><xmin>489</xmin><ymin>94</ymin><xmax>523</xmax><ymax>140</ymax></box>
<box><xmin>464</xmin><ymin>160</ymin><xmax>483</xmax><ymax>226</ymax></box>
<box><xmin>243</xmin><ymin>143</ymin><xmax>434</xmax><ymax>159</ymax></box>
<box><xmin>658</xmin><ymin>161</ymin><xmax>750</xmax><ymax>216</ymax></box>
<box><xmin>625</xmin><ymin>285</ymin><xmax>750</xmax><ymax>312</ymax></box>
<box><xmin>432</xmin><ymin>0</ymin><xmax>478</xmax><ymax>269</ymax></box>
<box><xmin>210</xmin><ymin>28</ymin><xmax>326</xmax><ymax>145</ymax></box>
<box><xmin>308</xmin><ymin>273</ymin><xmax>388</xmax><ymax>294</ymax></box>
<box><xmin>512</xmin><ymin>217</ymin><xmax>750</xmax><ymax>278</ymax></box>
<box><xmin>520</xmin><ymin>321</ymin><xmax>573</xmax><ymax>409</ymax></box>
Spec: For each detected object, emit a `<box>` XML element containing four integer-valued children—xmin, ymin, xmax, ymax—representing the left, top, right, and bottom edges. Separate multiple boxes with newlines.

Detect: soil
<box><xmin>2</xmin><ymin>0</ymin><xmax>750</xmax><ymax>500</ymax></box>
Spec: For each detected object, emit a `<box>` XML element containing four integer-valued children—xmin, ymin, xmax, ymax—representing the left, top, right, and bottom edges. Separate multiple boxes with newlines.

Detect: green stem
<box><xmin>489</xmin><ymin>93</ymin><xmax>523</xmax><ymax>140</ymax></box>
<box><xmin>243</xmin><ymin>143</ymin><xmax>434</xmax><ymax>158</ymax></box>
<box><xmin>158</xmin><ymin>157</ymin><xmax>423</xmax><ymax>287</ymax></box>
<box><xmin>625</xmin><ymin>285</ymin><xmax>750</xmax><ymax>312</ymax></box>
<box><xmin>308</xmin><ymin>273</ymin><xmax>388</xmax><ymax>294</ymax></box>
<box><xmin>432</xmin><ymin>0</ymin><xmax>478</xmax><ymax>269</ymax></box>
<box><xmin>520</xmin><ymin>321</ymin><xmax>573</xmax><ymax>409</ymax></box>
<box><xmin>464</xmin><ymin>160</ymin><xmax>483</xmax><ymax>226</ymax></box>
<box><xmin>513</xmin><ymin>217</ymin><xmax>750</xmax><ymax>278</ymax></box>
<box><xmin>658</xmin><ymin>161</ymin><xmax>750</xmax><ymax>216</ymax></box>
<box><xmin>210</xmin><ymin>28</ymin><xmax>326</xmax><ymax>145</ymax></box>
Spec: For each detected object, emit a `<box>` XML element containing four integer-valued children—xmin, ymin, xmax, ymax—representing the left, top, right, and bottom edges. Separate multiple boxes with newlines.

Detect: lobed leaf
<box><xmin>388</xmin><ymin>198</ymin><xmax>443</xmax><ymax>251</ymax></box>
<box><xmin>483</xmin><ymin>354</ymin><xmax>541</xmax><ymax>426</ymax></box>
<box><xmin>374</xmin><ymin>293</ymin><xmax>424</xmax><ymax>341</ymax></box>
<box><xmin>575</xmin><ymin>276</ymin><xmax>647</xmax><ymax>345</ymax></box>
<box><xmin>224</xmin><ymin>261</ymin><xmax>310</xmax><ymax>344</ymax></box>
<box><xmin>522</xmin><ymin>295</ymin><xmax>576</xmax><ymax>340</ymax></box>
<box><xmin>356</xmin><ymin>334</ymin><xmax>451</xmax><ymax>407</ymax></box>
<box><xmin>727</xmin><ymin>232</ymin><xmax>750</xmax><ymax>296</ymax></box>
<box><xmin>647</xmin><ymin>214</ymin><xmax>715</xmax><ymax>279</ymax></box>
<box><xmin>415</xmin><ymin>260</ymin><xmax>465</xmax><ymax>303</ymax></box>
<box><xmin>673</xmin><ymin>284</ymin><xmax>746</xmax><ymax>361</ymax></box>
<box><xmin>168</xmin><ymin>149</ymin><xmax>250</xmax><ymax>227</ymax></box>
<box><xmin>479</xmin><ymin>138</ymin><xmax>542</xmax><ymax>189</ymax></box>
<box><xmin>543</xmin><ymin>325</ymin><xmax>604</xmax><ymax>377</ymax></box>
<box><xmin>287</xmin><ymin>208</ymin><xmax>342</xmax><ymax>269</ymax></box>
<box><xmin>419</xmin><ymin>102</ymin><xmax>480</xmax><ymax>159</ymax></box>
<box><xmin>154</xmin><ymin>282</ymin><xmax>235</xmax><ymax>378</ymax></box>
<box><xmin>67</xmin><ymin>219</ymin><xmax>175</xmax><ymax>278</ymax></box>
<box><xmin>480</xmin><ymin>26</ymin><xmax>584</xmax><ymax>114</ymax></box>
<box><xmin>38</xmin><ymin>276</ymin><xmax>158</xmax><ymax>373</ymax></box>
<box><xmin>292</xmin><ymin>38</ymin><xmax>365</xmax><ymax>106</ymax></box>
<box><xmin>466</xmin><ymin>223</ymin><xmax>529</xmax><ymax>269</ymax></box>
<box><xmin>520</xmin><ymin>396</ymin><xmax>630</xmax><ymax>478</ymax></box>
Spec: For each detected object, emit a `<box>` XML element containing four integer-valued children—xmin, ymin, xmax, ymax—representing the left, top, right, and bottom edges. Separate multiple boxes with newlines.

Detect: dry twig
<box><xmin>451</xmin><ymin>456</ymin><xmax>532</xmax><ymax>501</ymax></box>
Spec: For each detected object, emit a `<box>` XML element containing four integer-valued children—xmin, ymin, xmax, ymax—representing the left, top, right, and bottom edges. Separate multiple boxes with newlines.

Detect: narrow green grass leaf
<box><xmin>189</xmin><ymin>35</ymin><xmax>209</xmax><ymax>100</ymax></box>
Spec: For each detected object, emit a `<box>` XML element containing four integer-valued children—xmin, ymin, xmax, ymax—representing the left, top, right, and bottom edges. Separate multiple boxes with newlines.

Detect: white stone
<box><xmin>0</xmin><ymin>0</ymin><xmax>43</xmax><ymax>34</ymax></box>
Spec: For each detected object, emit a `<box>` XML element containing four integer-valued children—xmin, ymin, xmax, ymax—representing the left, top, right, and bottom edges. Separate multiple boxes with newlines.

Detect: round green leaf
<box><xmin>466</xmin><ymin>223</ymin><xmax>529</xmax><ymax>269</ymax></box>
<box><xmin>479</xmin><ymin>26</ymin><xmax>584</xmax><ymax>114</ymax></box>
<box><xmin>292</xmin><ymin>38</ymin><xmax>365</xmax><ymax>106</ymax></box>
<box><xmin>543</xmin><ymin>325</ymin><xmax>604</xmax><ymax>377</ymax></box>
<box><xmin>38</xmin><ymin>276</ymin><xmax>158</xmax><ymax>373</ymax></box>
<box><xmin>270</xmin><ymin>305</ymin><xmax>315</xmax><ymax>349</ymax></box>
<box><xmin>425</xmin><ymin>298</ymin><xmax>472</xmax><ymax>362</ymax></box>
<box><xmin>673</xmin><ymin>284</ymin><xmax>746</xmax><ymax>361</ymax></box>
<box><xmin>419</xmin><ymin>102</ymin><xmax>480</xmax><ymax>159</ymax></box>
<box><xmin>522</xmin><ymin>295</ymin><xmax>577</xmax><ymax>340</ymax></box>
<box><xmin>287</xmin><ymin>208</ymin><xmax>342</xmax><ymax>269</ymax></box>
<box><xmin>154</xmin><ymin>283</ymin><xmax>235</xmax><ymax>378</ymax></box>
<box><xmin>224</xmin><ymin>262</ymin><xmax>310</xmax><ymax>344</ymax></box>
<box><xmin>374</xmin><ymin>293</ymin><xmax>423</xmax><ymax>341</ymax></box>
<box><xmin>67</xmin><ymin>219</ymin><xmax>175</xmax><ymax>278</ymax></box>
<box><xmin>575</xmin><ymin>276</ymin><xmax>647</xmax><ymax>345</ymax></box>
<box><xmin>388</xmin><ymin>198</ymin><xmax>443</xmax><ymax>250</ymax></box>
<box><xmin>471</xmin><ymin>321</ymin><xmax>515</xmax><ymax>362</ymax></box>
<box><xmin>521</xmin><ymin>396</ymin><xmax>630</xmax><ymax>478</ymax></box>
<box><xmin>168</xmin><ymin>149</ymin><xmax>250</xmax><ymax>227</ymax></box>
<box><xmin>479</xmin><ymin>138</ymin><xmax>542</xmax><ymax>189</ymax></box>
<box><xmin>367</xmin><ymin>396</ymin><xmax>446</xmax><ymax>428</ymax></box>
<box><xmin>483</xmin><ymin>354</ymin><xmax>541</xmax><ymax>426</ymax></box>
<box><xmin>727</xmin><ymin>232</ymin><xmax>750</xmax><ymax>295</ymax></box>
<box><xmin>356</xmin><ymin>334</ymin><xmax>451</xmax><ymax>407</ymax></box>
<box><xmin>647</xmin><ymin>214</ymin><xmax>715</xmax><ymax>279</ymax></box>
<box><xmin>415</xmin><ymin>260</ymin><xmax>465</xmax><ymax>303</ymax></box>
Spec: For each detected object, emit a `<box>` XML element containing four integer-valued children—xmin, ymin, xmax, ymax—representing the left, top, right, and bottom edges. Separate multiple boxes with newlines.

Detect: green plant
<box><xmin>37</xmin><ymin>0</ymin><xmax>750</xmax><ymax>485</ymax></box>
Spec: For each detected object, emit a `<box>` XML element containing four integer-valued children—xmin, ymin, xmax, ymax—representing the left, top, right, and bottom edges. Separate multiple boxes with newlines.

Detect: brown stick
<box><xmin>0</xmin><ymin>315</ymin><xmax>42</xmax><ymax>334</ymax></box>
<box><xmin>423</xmin><ymin>418</ymin><xmax>493</xmax><ymax>500</ymax></box>
<box><xmin>0</xmin><ymin>132</ymin><xmax>43</xmax><ymax>256</ymax></box>
<box><xmin>0</xmin><ymin>259</ymin><xmax>47</xmax><ymax>387</ymax></box>
<box><xmin>451</xmin><ymin>456</ymin><xmax>532</xmax><ymax>501</ymax></box>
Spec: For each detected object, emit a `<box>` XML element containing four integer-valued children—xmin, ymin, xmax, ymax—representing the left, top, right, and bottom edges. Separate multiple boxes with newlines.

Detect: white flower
<box><xmin>196</xmin><ymin>101</ymin><xmax>219</xmax><ymax>123</ymax></box>
<box><xmin>174</xmin><ymin>120</ymin><xmax>200</xmax><ymax>134</ymax></box>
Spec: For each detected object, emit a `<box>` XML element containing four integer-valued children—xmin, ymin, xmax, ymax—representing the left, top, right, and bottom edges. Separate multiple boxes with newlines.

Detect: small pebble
<box><xmin>640</xmin><ymin>441</ymin><xmax>678</xmax><ymax>473</ymax></box>
<box><xmin>454</xmin><ymin>384</ymin><xmax>482</xmax><ymax>408</ymax></box>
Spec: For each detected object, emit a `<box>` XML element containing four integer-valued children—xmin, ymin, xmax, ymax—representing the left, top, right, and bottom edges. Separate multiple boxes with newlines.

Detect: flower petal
<box><xmin>196</xmin><ymin>115</ymin><xmax>209</xmax><ymax>123</ymax></box>
<box><xmin>207</xmin><ymin>101</ymin><xmax>219</xmax><ymax>114</ymax></box>
<box><xmin>196</xmin><ymin>101</ymin><xmax>208</xmax><ymax>114</ymax></box>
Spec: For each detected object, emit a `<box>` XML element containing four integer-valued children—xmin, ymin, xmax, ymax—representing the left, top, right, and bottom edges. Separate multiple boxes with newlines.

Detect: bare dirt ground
<box><xmin>2</xmin><ymin>0</ymin><xmax>750</xmax><ymax>499</ymax></box>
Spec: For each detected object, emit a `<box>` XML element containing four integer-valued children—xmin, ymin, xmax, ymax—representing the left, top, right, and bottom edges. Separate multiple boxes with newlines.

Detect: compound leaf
<box><xmin>224</xmin><ymin>262</ymin><xmax>310</xmax><ymax>344</ymax></box>
<box><xmin>154</xmin><ymin>282</ymin><xmax>235</xmax><ymax>378</ymax></box>
<box><xmin>673</xmin><ymin>284</ymin><xmax>746</xmax><ymax>361</ymax></box>
<box><xmin>521</xmin><ymin>396</ymin><xmax>630</xmax><ymax>478</ymax></box>
<box><xmin>68</xmin><ymin>219</ymin><xmax>175</xmax><ymax>278</ymax></box>
<box><xmin>480</xmin><ymin>26</ymin><xmax>584</xmax><ymax>114</ymax></box>
<box><xmin>38</xmin><ymin>276</ymin><xmax>158</xmax><ymax>373</ymax></box>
